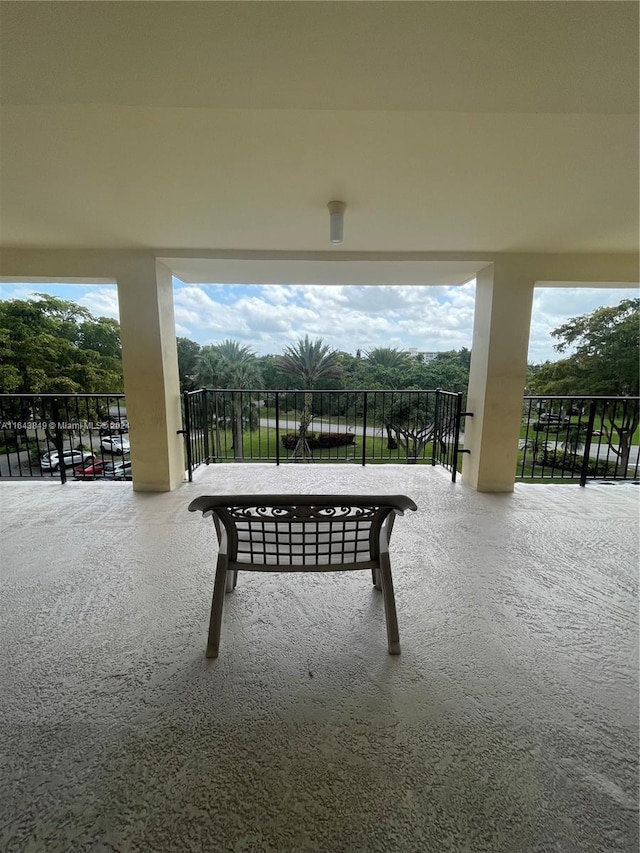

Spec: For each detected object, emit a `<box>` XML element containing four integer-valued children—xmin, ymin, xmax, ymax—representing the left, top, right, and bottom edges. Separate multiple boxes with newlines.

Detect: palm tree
<box><xmin>212</xmin><ymin>340</ymin><xmax>262</xmax><ymax>383</ymax></box>
<box><xmin>195</xmin><ymin>340</ymin><xmax>262</xmax><ymax>460</ymax></box>
<box><xmin>277</xmin><ymin>335</ymin><xmax>342</xmax><ymax>460</ymax></box>
<box><xmin>365</xmin><ymin>347</ymin><xmax>412</xmax><ymax>370</ymax></box>
<box><xmin>194</xmin><ymin>345</ymin><xmax>223</xmax><ymax>388</ymax></box>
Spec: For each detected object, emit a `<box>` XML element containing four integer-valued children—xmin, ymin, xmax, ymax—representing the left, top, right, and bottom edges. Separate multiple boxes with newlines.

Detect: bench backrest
<box><xmin>188</xmin><ymin>494</ymin><xmax>417</xmax><ymax>571</ymax></box>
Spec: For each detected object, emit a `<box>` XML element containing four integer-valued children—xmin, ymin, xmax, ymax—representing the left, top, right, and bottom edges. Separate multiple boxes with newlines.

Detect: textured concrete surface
<box><xmin>1</xmin><ymin>466</ymin><xmax>638</xmax><ymax>853</ymax></box>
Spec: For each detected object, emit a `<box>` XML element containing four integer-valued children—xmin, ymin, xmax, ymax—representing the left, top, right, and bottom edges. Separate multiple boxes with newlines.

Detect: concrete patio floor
<box><xmin>1</xmin><ymin>465</ymin><xmax>638</xmax><ymax>853</ymax></box>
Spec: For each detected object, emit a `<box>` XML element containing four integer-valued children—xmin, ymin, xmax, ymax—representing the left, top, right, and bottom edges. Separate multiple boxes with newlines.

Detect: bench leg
<box><xmin>372</xmin><ymin>568</ymin><xmax>382</xmax><ymax>590</ymax></box>
<box><xmin>225</xmin><ymin>569</ymin><xmax>236</xmax><ymax>593</ymax></box>
<box><xmin>378</xmin><ymin>553</ymin><xmax>400</xmax><ymax>655</ymax></box>
<box><xmin>207</xmin><ymin>554</ymin><xmax>229</xmax><ymax>658</ymax></box>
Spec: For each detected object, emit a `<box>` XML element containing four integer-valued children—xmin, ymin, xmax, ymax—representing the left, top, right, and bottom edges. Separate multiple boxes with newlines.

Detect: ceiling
<box><xmin>0</xmin><ymin>1</ymin><xmax>638</xmax><ymax>259</ymax></box>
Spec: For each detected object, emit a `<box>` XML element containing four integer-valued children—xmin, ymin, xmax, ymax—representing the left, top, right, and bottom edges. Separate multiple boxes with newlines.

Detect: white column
<box><xmin>116</xmin><ymin>259</ymin><xmax>184</xmax><ymax>491</ymax></box>
<box><xmin>462</xmin><ymin>264</ymin><xmax>534</xmax><ymax>492</ymax></box>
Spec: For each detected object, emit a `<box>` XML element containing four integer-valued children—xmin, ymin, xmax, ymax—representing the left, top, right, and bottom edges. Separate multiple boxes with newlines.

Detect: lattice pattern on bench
<box><xmin>229</xmin><ymin>504</ymin><xmax>381</xmax><ymax>567</ymax></box>
<box><xmin>188</xmin><ymin>494</ymin><xmax>417</xmax><ymax>658</ymax></box>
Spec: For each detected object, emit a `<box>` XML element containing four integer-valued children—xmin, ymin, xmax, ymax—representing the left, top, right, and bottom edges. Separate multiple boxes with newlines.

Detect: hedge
<box><xmin>528</xmin><ymin>449</ymin><xmax>620</xmax><ymax>477</ymax></box>
<box><xmin>281</xmin><ymin>432</ymin><xmax>356</xmax><ymax>450</ymax></box>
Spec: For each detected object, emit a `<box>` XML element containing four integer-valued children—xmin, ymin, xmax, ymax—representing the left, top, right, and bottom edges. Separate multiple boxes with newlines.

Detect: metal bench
<box><xmin>188</xmin><ymin>494</ymin><xmax>417</xmax><ymax>658</ymax></box>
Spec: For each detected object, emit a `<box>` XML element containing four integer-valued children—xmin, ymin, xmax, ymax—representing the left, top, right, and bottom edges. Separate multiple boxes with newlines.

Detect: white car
<box><xmin>40</xmin><ymin>449</ymin><xmax>95</xmax><ymax>471</ymax></box>
<box><xmin>103</xmin><ymin>460</ymin><xmax>133</xmax><ymax>480</ymax></box>
<box><xmin>100</xmin><ymin>435</ymin><xmax>131</xmax><ymax>455</ymax></box>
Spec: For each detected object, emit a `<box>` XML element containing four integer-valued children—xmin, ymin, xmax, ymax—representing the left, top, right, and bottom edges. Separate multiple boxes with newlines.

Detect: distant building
<box><xmin>406</xmin><ymin>349</ymin><xmax>439</xmax><ymax>362</ymax></box>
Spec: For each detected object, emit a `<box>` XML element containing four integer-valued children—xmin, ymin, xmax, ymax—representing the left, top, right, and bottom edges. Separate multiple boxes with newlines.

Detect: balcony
<box><xmin>1</xmin><ymin>464</ymin><xmax>637</xmax><ymax>852</ymax></box>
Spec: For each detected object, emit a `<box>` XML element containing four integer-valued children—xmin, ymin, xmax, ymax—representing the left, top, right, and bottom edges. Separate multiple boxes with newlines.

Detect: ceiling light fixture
<box><xmin>328</xmin><ymin>200</ymin><xmax>346</xmax><ymax>245</ymax></box>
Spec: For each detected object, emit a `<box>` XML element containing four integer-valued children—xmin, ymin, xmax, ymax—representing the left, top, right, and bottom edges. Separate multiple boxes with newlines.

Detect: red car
<box><xmin>74</xmin><ymin>459</ymin><xmax>107</xmax><ymax>480</ymax></box>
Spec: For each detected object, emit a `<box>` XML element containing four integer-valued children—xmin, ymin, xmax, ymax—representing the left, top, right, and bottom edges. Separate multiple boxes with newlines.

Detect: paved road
<box><xmin>0</xmin><ymin>449</ymin><xmax>54</xmax><ymax>478</ymax></box>
<box><xmin>259</xmin><ymin>417</ymin><xmax>378</xmax><ymax>438</ymax></box>
<box><xmin>266</xmin><ymin>420</ymin><xmax>639</xmax><ymax>466</ymax></box>
<box><xmin>258</xmin><ymin>417</ymin><xmax>463</xmax><ymax>441</ymax></box>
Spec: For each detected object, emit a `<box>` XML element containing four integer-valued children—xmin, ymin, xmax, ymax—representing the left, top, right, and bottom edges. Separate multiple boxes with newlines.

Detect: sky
<box><xmin>0</xmin><ymin>279</ymin><xmax>636</xmax><ymax>364</ymax></box>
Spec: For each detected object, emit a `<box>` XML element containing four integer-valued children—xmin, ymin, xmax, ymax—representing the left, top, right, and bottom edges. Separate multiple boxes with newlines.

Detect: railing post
<box><xmin>361</xmin><ymin>391</ymin><xmax>368</xmax><ymax>466</ymax></box>
<box><xmin>579</xmin><ymin>399</ymin><xmax>598</xmax><ymax>487</ymax></box>
<box><xmin>182</xmin><ymin>391</ymin><xmax>193</xmax><ymax>482</ymax></box>
<box><xmin>275</xmin><ymin>391</ymin><xmax>281</xmax><ymax>466</ymax></box>
<box><xmin>451</xmin><ymin>392</ymin><xmax>463</xmax><ymax>483</ymax></box>
<box><xmin>213</xmin><ymin>393</ymin><xmax>221</xmax><ymax>460</ymax></box>
<box><xmin>51</xmin><ymin>397</ymin><xmax>66</xmax><ymax>484</ymax></box>
<box><xmin>202</xmin><ymin>389</ymin><xmax>210</xmax><ymax>464</ymax></box>
<box><xmin>432</xmin><ymin>389</ymin><xmax>441</xmax><ymax>467</ymax></box>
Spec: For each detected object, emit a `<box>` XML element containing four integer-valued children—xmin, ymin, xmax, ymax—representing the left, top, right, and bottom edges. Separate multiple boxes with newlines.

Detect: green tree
<box><xmin>194</xmin><ymin>345</ymin><xmax>223</xmax><ymax>388</ymax></box>
<box><xmin>350</xmin><ymin>347</ymin><xmax>415</xmax><ymax>397</ymax></box>
<box><xmin>277</xmin><ymin>336</ymin><xmax>342</xmax><ymax>459</ymax></box>
<box><xmin>258</xmin><ymin>354</ymin><xmax>290</xmax><ymax>391</ymax></box>
<box><xmin>530</xmin><ymin>298</ymin><xmax>639</xmax><ymax>396</ymax></box>
<box><xmin>530</xmin><ymin>298</ymin><xmax>640</xmax><ymax>475</ymax></box>
<box><xmin>79</xmin><ymin>316</ymin><xmax>121</xmax><ymax>359</ymax></box>
<box><xmin>380</xmin><ymin>390</ymin><xmax>438</xmax><ymax>461</ymax></box>
<box><xmin>199</xmin><ymin>340</ymin><xmax>263</xmax><ymax>388</ymax></box>
<box><xmin>334</xmin><ymin>351</ymin><xmax>361</xmax><ymax>388</ymax></box>
<box><xmin>365</xmin><ymin>347</ymin><xmax>413</xmax><ymax>371</ymax></box>
<box><xmin>176</xmin><ymin>337</ymin><xmax>201</xmax><ymax>391</ymax></box>
<box><xmin>195</xmin><ymin>340</ymin><xmax>262</xmax><ymax>460</ymax></box>
<box><xmin>0</xmin><ymin>295</ymin><xmax>123</xmax><ymax>393</ymax></box>
<box><xmin>420</xmin><ymin>349</ymin><xmax>471</xmax><ymax>398</ymax></box>
<box><xmin>352</xmin><ymin>348</ymin><xmax>470</xmax><ymax>459</ymax></box>
<box><xmin>176</xmin><ymin>338</ymin><xmax>201</xmax><ymax>391</ymax></box>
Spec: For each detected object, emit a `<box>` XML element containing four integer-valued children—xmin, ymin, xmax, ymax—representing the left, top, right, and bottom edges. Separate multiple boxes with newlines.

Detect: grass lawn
<box><xmin>186</xmin><ymin>424</ymin><xmax>633</xmax><ymax>481</ymax></box>
<box><xmin>194</xmin><ymin>426</ymin><xmax>440</xmax><ymax>464</ymax></box>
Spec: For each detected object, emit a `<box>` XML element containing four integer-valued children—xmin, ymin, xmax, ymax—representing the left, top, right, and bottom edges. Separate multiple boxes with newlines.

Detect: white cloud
<box><xmin>258</xmin><ymin>285</ymin><xmax>297</xmax><ymax>307</ymax></box>
<box><xmin>0</xmin><ymin>283</ymin><xmax>122</xmax><ymax>320</ymax></box>
<box><xmin>77</xmin><ymin>287</ymin><xmax>120</xmax><ymax>320</ymax></box>
<box><xmin>300</xmin><ymin>285</ymin><xmax>349</xmax><ymax>310</ymax></box>
<box><xmin>0</xmin><ymin>279</ymin><xmax>635</xmax><ymax>364</ymax></box>
<box><xmin>0</xmin><ymin>284</ymin><xmax>44</xmax><ymax>301</ymax></box>
<box><xmin>170</xmin><ymin>281</ymin><xmax>640</xmax><ymax>360</ymax></box>
<box><xmin>528</xmin><ymin>286</ymin><xmax>636</xmax><ymax>363</ymax></box>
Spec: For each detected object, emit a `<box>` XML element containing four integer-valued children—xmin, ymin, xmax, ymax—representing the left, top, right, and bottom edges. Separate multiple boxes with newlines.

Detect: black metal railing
<box><xmin>181</xmin><ymin>388</ymin><xmax>466</xmax><ymax>482</ymax></box>
<box><xmin>432</xmin><ymin>389</ymin><xmax>468</xmax><ymax>482</ymax></box>
<box><xmin>518</xmin><ymin>396</ymin><xmax>640</xmax><ymax>485</ymax></box>
<box><xmin>0</xmin><ymin>394</ymin><xmax>129</xmax><ymax>482</ymax></box>
<box><xmin>7</xmin><ymin>390</ymin><xmax>637</xmax><ymax>489</ymax></box>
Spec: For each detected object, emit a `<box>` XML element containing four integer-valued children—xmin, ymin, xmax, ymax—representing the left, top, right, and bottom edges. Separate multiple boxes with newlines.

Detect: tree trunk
<box><xmin>384</xmin><ymin>422</ymin><xmax>398</xmax><ymax>450</ymax></box>
<box><xmin>604</xmin><ymin>403</ymin><xmax>639</xmax><ymax>476</ymax></box>
<box><xmin>292</xmin><ymin>392</ymin><xmax>314</xmax><ymax>461</ymax></box>
<box><xmin>617</xmin><ymin>433</ymin><xmax>631</xmax><ymax>474</ymax></box>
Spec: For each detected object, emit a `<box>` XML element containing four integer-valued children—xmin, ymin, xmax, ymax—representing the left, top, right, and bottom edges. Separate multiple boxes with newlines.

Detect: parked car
<box><xmin>537</xmin><ymin>413</ymin><xmax>570</xmax><ymax>425</ymax></box>
<box><xmin>100</xmin><ymin>435</ymin><xmax>131</xmax><ymax>454</ymax></box>
<box><xmin>73</xmin><ymin>459</ymin><xmax>107</xmax><ymax>480</ymax></box>
<box><xmin>40</xmin><ymin>449</ymin><xmax>94</xmax><ymax>471</ymax></box>
<box><xmin>99</xmin><ymin>420</ymin><xmax>129</xmax><ymax>437</ymax></box>
<box><xmin>103</xmin><ymin>460</ymin><xmax>133</xmax><ymax>480</ymax></box>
